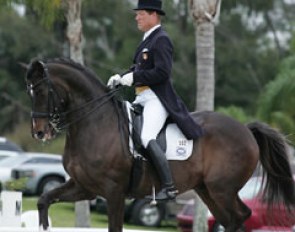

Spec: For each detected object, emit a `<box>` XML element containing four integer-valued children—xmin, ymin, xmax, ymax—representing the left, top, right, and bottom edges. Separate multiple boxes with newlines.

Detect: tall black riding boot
<box><xmin>146</xmin><ymin>140</ymin><xmax>178</xmax><ymax>201</ymax></box>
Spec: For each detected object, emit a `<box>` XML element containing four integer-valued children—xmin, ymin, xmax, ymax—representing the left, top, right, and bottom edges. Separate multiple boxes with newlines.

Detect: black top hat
<box><xmin>134</xmin><ymin>0</ymin><xmax>166</xmax><ymax>16</ymax></box>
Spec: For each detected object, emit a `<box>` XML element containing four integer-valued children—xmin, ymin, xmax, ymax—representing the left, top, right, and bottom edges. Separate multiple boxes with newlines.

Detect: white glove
<box><xmin>120</xmin><ymin>72</ymin><xmax>134</xmax><ymax>86</ymax></box>
<box><xmin>107</xmin><ymin>74</ymin><xmax>121</xmax><ymax>88</ymax></box>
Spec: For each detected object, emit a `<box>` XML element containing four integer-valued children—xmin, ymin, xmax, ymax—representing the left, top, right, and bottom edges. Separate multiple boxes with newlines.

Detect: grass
<box><xmin>22</xmin><ymin>197</ymin><xmax>178</xmax><ymax>231</ymax></box>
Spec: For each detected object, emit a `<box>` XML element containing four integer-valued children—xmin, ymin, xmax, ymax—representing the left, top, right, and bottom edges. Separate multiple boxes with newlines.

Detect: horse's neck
<box><xmin>66</xmin><ymin>88</ymin><xmax>121</xmax><ymax>138</ymax></box>
<box><xmin>63</xmin><ymin>75</ymin><xmax>99</xmax><ymax>100</ymax></box>
<box><xmin>55</xmin><ymin>72</ymin><xmax>118</xmax><ymax>133</ymax></box>
<box><xmin>64</xmin><ymin>100</ymin><xmax>125</xmax><ymax>163</ymax></box>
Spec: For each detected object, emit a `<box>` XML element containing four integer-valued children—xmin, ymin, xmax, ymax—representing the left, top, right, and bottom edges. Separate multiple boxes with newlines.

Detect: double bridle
<box><xmin>27</xmin><ymin>62</ymin><xmax>120</xmax><ymax>132</ymax></box>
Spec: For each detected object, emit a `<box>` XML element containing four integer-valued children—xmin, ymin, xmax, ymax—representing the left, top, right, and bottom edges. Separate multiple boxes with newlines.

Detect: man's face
<box><xmin>135</xmin><ymin>10</ymin><xmax>158</xmax><ymax>32</ymax></box>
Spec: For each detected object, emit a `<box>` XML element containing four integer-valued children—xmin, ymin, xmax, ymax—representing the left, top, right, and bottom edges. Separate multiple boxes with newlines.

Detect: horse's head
<box><xmin>25</xmin><ymin>60</ymin><xmax>65</xmax><ymax>141</ymax></box>
<box><xmin>25</xmin><ymin>58</ymin><xmax>118</xmax><ymax>141</ymax></box>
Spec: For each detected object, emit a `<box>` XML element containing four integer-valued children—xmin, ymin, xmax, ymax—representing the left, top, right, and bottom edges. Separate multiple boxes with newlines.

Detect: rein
<box><xmin>57</xmin><ymin>88</ymin><xmax>120</xmax><ymax>130</ymax></box>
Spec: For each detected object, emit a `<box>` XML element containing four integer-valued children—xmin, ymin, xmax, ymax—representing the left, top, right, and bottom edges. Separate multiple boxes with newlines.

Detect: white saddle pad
<box><xmin>164</xmin><ymin>123</ymin><xmax>193</xmax><ymax>160</ymax></box>
<box><xmin>125</xmin><ymin>101</ymin><xmax>193</xmax><ymax>161</ymax></box>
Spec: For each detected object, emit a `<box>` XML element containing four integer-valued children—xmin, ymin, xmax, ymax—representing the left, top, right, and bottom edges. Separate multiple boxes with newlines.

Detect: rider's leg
<box><xmin>146</xmin><ymin>140</ymin><xmax>178</xmax><ymax>200</ymax></box>
<box><xmin>140</xmin><ymin>94</ymin><xmax>178</xmax><ymax>200</ymax></box>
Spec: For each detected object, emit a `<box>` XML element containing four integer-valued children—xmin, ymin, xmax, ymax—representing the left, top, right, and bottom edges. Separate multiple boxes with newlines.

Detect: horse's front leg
<box><xmin>37</xmin><ymin>178</ymin><xmax>95</xmax><ymax>231</ymax></box>
<box><xmin>106</xmin><ymin>191</ymin><xmax>126</xmax><ymax>232</ymax></box>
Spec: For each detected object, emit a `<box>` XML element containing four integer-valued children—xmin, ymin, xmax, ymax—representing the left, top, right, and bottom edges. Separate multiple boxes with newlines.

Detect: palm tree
<box><xmin>189</xmin><ymin>0</ymin><xmax>221</xmax><ymax>112</ymax></box>
<box><xmin>63</xmin><ymin>0</ymin><xmax>84</xmax><ymax>64</ymax></box>
<box><xmin>188</xmin><ymin>0</ymin><xmax>222</xmax><ymax>231</ymax></box>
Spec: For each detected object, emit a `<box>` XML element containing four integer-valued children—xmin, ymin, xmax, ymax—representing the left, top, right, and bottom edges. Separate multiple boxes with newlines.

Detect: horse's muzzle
<box><xmin>32</xmin><ymin>119</ymin><xmax>56</xmax><ymax>141</ymax></box>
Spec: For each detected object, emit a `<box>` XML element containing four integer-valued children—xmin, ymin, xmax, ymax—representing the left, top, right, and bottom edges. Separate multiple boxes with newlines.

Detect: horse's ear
<box><xmin>24</xmin><ymin>60</ymin><xmax>46</xmax><ymax>82</ymax></box>
<box><xmin>28</xmin><ymin>60</ymin><xmax>46</xmax><ymax>79</ymax></box>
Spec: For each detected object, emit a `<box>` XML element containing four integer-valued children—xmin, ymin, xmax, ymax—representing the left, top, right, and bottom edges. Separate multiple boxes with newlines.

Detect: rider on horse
<box><xmin>108</xmin><ymin>0</ymin><xmax>203</xmax><ymax>201</ymax></box>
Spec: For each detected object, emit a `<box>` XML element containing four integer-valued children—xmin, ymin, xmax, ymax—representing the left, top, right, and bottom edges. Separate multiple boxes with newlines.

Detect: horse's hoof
<box><xmin>39</xmin><ymin>225</ymin><xmax>51</xmax><ymax>232</ymax></box>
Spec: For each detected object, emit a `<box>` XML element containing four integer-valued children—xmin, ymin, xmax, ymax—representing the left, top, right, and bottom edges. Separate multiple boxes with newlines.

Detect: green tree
<box><xmin>212</xmin><ymin>0</ymin><xmax>295</xmax><ymax>114</ymax></box>
<box><xmin>257</xmin><ymin>54</ymin><xmax>295</xmax><ymax>143</ymax></box>
<box><xmin>0</xmin><ymin>7</ymin><xmax>59</xmax><ymax>132</ymax></box>
<box><xmin>217</xmin><ymin>105</ymin><xmax>252</xmax><ymax>123</ymax></box>
<box><xmin>82</xmin><ymin>0</ymin><xmax>139</xmax><ymax>82</ymax></box>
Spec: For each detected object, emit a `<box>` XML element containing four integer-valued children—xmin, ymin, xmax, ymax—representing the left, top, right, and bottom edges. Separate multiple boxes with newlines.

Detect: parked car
<box><xmin>177</xmin><ymin>176</ymin><xmax>295</xmax><ymax>232</ymax></box>
<box><xmin>251</xmin><ymin>226</ymin><xmax>293</xmax><ymax>232</ymax></box>
<box><xmin>96</xmin><ymin>190</ymin><xmax>197</xmax><ymax>227</ymax></box>
<box><xmin>0</xmin><ymin>152</ymin><xmax>68</xmax><ymax>195</ymax></box>
<box><xmin>0</xmin><ymin>137</ymin><xmax>23</xmax><ymax>152</ymax></box>
<box><xmin>0</xmin><ymin>150</ymin><xmax>22</xmax><ymax>161</ymax></box>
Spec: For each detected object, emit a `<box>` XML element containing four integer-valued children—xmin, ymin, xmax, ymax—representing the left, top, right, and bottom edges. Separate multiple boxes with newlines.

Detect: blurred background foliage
<box><xmin>0</xmin><ymin>0</ymin><xmax>294</xmax><ymax>152</ymax></box>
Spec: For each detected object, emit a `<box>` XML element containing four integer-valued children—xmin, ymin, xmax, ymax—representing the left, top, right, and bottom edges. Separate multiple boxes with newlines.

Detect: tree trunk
<box><xmin>64</xmin><ymin>0</ymin><xmax>84</xmax><ymax>65</ymax></box>
<box><xmin>75</xmin><ymin>200</ymin><xmax>91</xmax><ymax>228</ymax></box>
<box><xmin>188</xmin><ymin>0</ymin><xmax>221</xmax><ymax>231</ymax></box>
<box><xmin>63</xmin><ymin>0</ymin><xmax>90</xmax><ymax>228</ymax></box>
<box><xmin>195</xmin><ymin>21</ymin><xmax>215</xmax><ymax>111</ymax></box>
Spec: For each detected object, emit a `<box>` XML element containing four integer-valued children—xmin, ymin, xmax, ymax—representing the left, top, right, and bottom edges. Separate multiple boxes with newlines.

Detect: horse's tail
<box><xmin>247</xmin><ymin>122</ymin><xmax>295</xmax><ymax>211</ymax></box>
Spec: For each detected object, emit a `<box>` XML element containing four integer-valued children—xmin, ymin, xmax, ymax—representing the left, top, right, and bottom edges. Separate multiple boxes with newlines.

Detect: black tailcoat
<box><xmin>131</xmin><ymin>27</ymin><xmax>203</xmax><ymax>139</ymax></box>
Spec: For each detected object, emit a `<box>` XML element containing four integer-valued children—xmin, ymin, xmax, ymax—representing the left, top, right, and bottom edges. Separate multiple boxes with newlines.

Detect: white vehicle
<box><xmin>11</xmin><ymin>153</ymin><xmax>69</xmax><ymax>195</ymax></box>
<box><xmin>0</xmin><ymin>137</ymin><xmax>23</xmax><ymax>152</ymax></box>
<box><xmin>0</xmin><ymin>150</ymin><xmax>21</xmax><ymax>161</ymax></box>
<box><xmin>0</xmin><ymin>153</ymin><xmax>66</xmax><ymax>194</ymax></box>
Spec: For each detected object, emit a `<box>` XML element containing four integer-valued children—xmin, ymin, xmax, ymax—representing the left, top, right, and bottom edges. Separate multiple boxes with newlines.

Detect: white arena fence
<box><xmin>0</xmin><ymin>228</ymin><xmax>163</xmax><ymax>232</ymax></box>
<box><xmin>0</xmin><ymin>228</ymin><xmax>106</xmax><ymax>232</ymax></box>
<box><xmin>0</xmin><ymin>191</ymin><xmax>22</xmax><ymax>227</ymax></box>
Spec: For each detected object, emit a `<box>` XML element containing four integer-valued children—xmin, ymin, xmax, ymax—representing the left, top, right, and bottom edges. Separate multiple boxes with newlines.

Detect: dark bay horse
<box><xmin>24</xmin><ymin>59</ymin><xmax>295</xmax><ymax>232</ymax></box>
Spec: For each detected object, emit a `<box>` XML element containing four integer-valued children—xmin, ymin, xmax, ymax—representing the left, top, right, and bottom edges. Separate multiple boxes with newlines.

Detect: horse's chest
<box><xmin>64</xmin><ymin>156</ymin><xmax>104</xmax><ymax>186</ymax></box>
<box><xmin>64</xmin><ymin>158</ymin><xmax>88</xmax><ymax>181</ymax></box>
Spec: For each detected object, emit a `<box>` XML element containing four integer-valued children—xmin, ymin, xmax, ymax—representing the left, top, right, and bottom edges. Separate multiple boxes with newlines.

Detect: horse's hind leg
<box><xmin>235</xmin><ymin>197</ymin><xmax>252</xmax><ymax>230</ymax></box>
<box><xmin>195</xmin><ymin>184</ymin><xmax>230</xmax><ymax>227</ymax></box>
<box><xmin>38</xmin><ymin>178</ymin><xmax>95</xmax><ymax>231</ymax></box>
<box><xmin>223</xmin><ymin>196</ymin><xmax>251</xmax><ymax>232</ymax></box>
<box><xmin>196</xmin><ymin>182</ymin><xmax>251</xmax><ymax>232</ymax></box>
<box><xmin>205</xmin><ymin>184</ymin><xmax>251</xmax><ymax>232</ymax></box>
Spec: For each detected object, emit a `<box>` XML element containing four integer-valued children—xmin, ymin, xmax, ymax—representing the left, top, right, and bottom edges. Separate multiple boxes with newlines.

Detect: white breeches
<box><xmin>133</xmin><ymin>89</ymin><xmax>168</xmax><ymax>148</ymax></box>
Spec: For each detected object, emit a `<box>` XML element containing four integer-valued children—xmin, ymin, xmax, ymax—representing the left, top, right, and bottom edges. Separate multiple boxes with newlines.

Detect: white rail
<box><xmin>0</xmin><ymin>228</ymin><xmax>162</xmax><ymax>232</ymax></box>
<box><xmin>0</xmin><ymin>228</ymin><xmax>102</xmax><ymax>232</ymax></box>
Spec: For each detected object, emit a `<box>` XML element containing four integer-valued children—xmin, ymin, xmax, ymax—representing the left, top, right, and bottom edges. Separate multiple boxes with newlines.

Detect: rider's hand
<box><xmin>107</xmin><ymin>74</ymin><xmax>121</xmax><ymax>89</ymax></box>
<box><xmin>120</xmin><ymin>72</ymin><xmax>133</xmax><ymax>86</ymax></box>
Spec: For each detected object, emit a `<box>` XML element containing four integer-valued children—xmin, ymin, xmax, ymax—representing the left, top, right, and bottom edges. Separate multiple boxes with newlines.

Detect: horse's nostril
<box><xmin>37</xmin><ymin>131</ymin><xmax>45</xmax><ymax>139</ymax></box>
